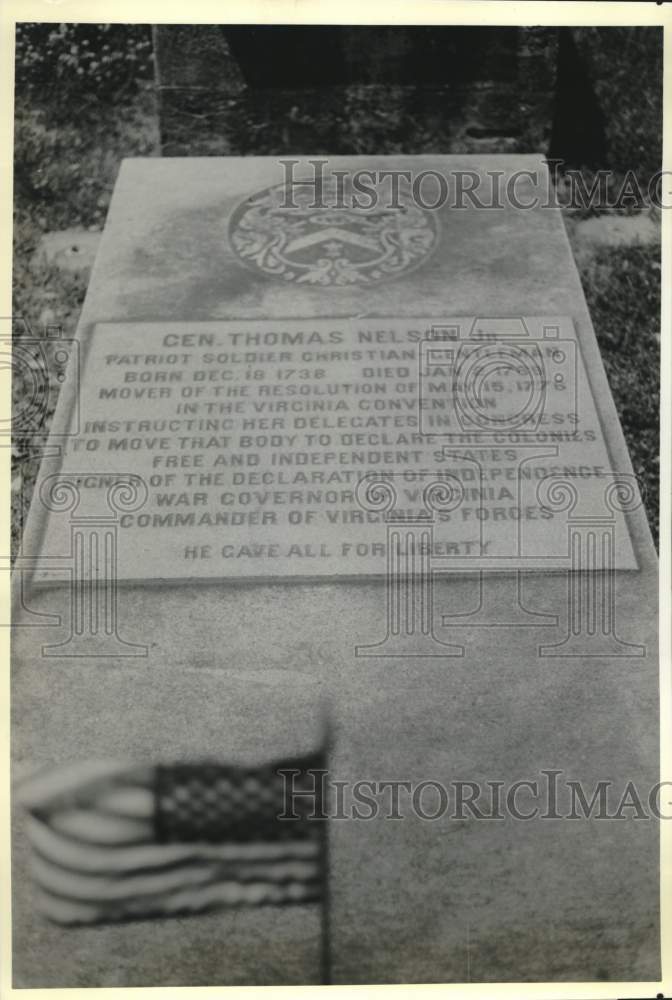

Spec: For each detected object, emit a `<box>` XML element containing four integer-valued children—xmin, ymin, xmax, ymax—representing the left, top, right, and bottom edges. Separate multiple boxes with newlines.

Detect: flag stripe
<box><xmin>18</xmin><ymin>762</ymin><xmax>152</xmax><ymax>812</ymax></box>
<box><xmin>28</xmin><ymin>816</ymin><xmax>321</xmax><ymax>874</ymax></box>
<box><xmin>50</xmin><ymin>810</ymin><xmax>152</xmax><ymax>845</ymax></box>
<box><xmin>31</xmin><ymin>853</ymin><xmax>321</xmax><ymax>903</ymax></box>
<box><xmin>36</xmin><ymin>878</ymin><xmax>321</xmax><ymax>925</ymax></box>
<box><xmin>95</xmin><ymin>787</ymin><xmax>154</xmax><ymax>819</ymax></box>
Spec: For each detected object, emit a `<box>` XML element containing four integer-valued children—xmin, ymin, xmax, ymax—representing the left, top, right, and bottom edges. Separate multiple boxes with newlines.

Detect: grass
<box><xmin>12</xmin><ymin>83</ymin><xmax>159</xmax><ymax>554</ymax></box>
<box><xmin>12</xmin><ymin>39</ymin><xmax>661</xmax><ymax>554</ymax></box>
<box><xmin>577</xmin><ymin>243</ymin><xmax>660</xmax><ymax>544</ymax></box>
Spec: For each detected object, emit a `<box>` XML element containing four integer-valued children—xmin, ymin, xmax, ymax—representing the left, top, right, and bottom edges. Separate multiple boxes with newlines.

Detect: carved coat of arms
<box><xmin>229</xmin><ymin>179</ymin><xmax>439</xmax><ymax>286</ymax></box>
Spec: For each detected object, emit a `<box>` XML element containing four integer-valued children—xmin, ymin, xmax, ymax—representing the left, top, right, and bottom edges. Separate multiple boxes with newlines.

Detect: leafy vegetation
<box><xmin>12</xmin><ymin>25</ymin><xmax>158</xmax><ymax>554</ymax></box>
<box><xmin>15</xmin><ymin>23</ymin><xmax>153</xmax><ymax>107</ymax></box>
<box><xmin>11</xmin><ymin>25</ymin><xmax>661</xmax><ymax>552</ymax></box>
<box><xmin>578</xmin><ymin>244</ymin><xmax>660</xmax><ymax>543</ymax></box>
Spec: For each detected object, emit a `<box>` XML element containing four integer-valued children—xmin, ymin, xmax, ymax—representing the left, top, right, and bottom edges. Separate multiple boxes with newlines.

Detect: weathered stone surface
<box><xmin>37</xmin><ymin>229</ymin><xmax>101</xmax><ymax>274</ymax></box>
<box><xmin>13</xmin><ymin>156</ymin><xmax>659</xmax><ymax>986</ymax></box>
<box><xmin>28</xmin><ymin>314</ymin><xmax>638</xmax><ymax>583</ymax></box>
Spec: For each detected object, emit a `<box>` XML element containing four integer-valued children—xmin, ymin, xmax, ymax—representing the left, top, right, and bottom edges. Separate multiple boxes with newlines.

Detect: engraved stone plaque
<box><xmin>27</xmin><ymin>315</ymin><xmax>638</xmax><ymax>583</ymax></box>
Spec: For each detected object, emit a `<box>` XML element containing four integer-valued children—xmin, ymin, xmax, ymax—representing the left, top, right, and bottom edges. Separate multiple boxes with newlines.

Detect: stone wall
<box><xmin>154</xmin><ymin>26</ymin><xmax>557</xmax><ymax>156</ymax></box>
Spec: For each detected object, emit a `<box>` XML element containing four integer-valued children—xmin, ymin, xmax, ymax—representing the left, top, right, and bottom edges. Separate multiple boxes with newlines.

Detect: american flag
<box><xmin>19</xmin><ymin>754</ymin><xmax>328</xmax><ymax>928</ymax></box>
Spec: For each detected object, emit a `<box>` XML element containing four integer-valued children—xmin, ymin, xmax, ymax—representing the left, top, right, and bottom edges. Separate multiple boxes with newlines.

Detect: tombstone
<box><xmin>153</xmin><ymin>25</ymin><xmax>557</xmax><ymax>156</ymax></box>
<box><xmin>12</xmin><ymin>155</ymin><xmax>659</xmax><ymax>985</ymax></box>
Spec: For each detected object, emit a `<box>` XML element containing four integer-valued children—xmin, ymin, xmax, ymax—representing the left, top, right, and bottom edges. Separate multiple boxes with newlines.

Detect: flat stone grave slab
<box><xmin>27</xmin><ymin>313</ymin><xmax>637</xmax><ymax>583</ymax></box>
<box><xmin>12</xmin><ymin>156</ymin><xmax>659</xmax><ymax>987</ymax></box>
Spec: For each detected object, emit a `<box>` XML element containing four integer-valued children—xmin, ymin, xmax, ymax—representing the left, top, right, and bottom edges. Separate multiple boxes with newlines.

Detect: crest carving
<box><xmin>229</xmin><ymin>179</ymin><xmax>439</xmax><ymax>286</ymax></box>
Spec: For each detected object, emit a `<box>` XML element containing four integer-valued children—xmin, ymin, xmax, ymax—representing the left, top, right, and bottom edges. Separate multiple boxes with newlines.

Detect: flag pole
<box><xmin>319</xmin><ymin>715</ymin><xmax>332</xmax><ymax>985</ymax></box>
<box><xmin>320</xmin><ymin>813</ymin><xmax>331</xmax><ymax>985</ymax></box>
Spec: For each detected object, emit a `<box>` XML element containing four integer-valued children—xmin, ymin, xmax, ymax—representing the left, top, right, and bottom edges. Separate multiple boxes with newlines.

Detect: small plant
<box><xmin>15</xmin><ymin>23</ymin><xmax>153</xmax><ymax>106</ymax></box>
